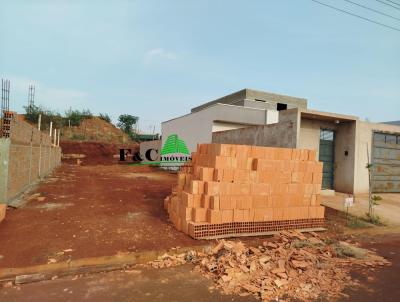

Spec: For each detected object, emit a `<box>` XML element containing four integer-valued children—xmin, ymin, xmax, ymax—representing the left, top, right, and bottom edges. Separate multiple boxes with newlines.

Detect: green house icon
<box><xmin>161</xmin><ymin>134</ymin><xmax>190</xmax><ymax>155</ymax></box>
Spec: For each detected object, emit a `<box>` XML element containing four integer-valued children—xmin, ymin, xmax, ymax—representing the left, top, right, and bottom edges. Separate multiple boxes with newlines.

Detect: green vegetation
<box><xmin>24</xmin><ymin>104</ymin><xmax>94</xmax><ymax>130</ymax></box>
<box><xmin>363</xmin><ymin>213</ymin><xmax>385</xmax><ymax>226</ymax></box>
<box><xmin>99</xmin><ymin>113</ymin><xmax>111</xmax><ymax>123</ymax></box>
<box><xmin>65</xmin><ymin>108</ymin><xmax>93</xmax><ymax>126</ymax></box>
<box><xmin>70</xmin><ymin>134</ymin><xmax>86</xmax><ymax>141</ymax></box>
<box><xmin>346</xmin><ymin>215</ymin><xmax>370</xmax><ymax>229</ymax></box>
<box><xmin>117</xmin><ymin>114</ymin><xmax>138</xmax><ymax>140</ymax></box>
<box><xmin>24</xmin><ymin>104</ymin><xmax>64</xmax><ymax>129</ymax></box>
<box><xmin>365</xmin><ymin>155</ymin><xmax>383</xmax><ymax>224</ymax></box>
<box><xmin>334</xmin><ymin>242</ymin><xmax>367</xmax><ymax>259</ymax></box>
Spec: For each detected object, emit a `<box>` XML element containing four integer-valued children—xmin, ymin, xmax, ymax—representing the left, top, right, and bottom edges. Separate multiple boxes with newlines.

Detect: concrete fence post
<box><xmin>38</xmin><ymin>133</ymin><xmax>42</xmax><ymax>178</ymax></box>
<box><xmin>0</xmin><ymin>138</ymin><xmax>10</xmax><ymax>204</ymax></box>
<box><xmin>48</xmin><ymin>145</ymin><xmax>51</xmax><ymax>173</ymax></box>
<box><xmin>28</xmin><ymin>130</ymin><xmax>33</xmax><ymax>185</ymax></box>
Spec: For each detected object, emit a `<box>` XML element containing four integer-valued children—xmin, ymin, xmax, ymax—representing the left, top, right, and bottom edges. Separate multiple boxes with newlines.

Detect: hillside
<box><xmin>61</xmin><ymin>117</ymin><xmax>132</xmax><ymax>144</ymax></box>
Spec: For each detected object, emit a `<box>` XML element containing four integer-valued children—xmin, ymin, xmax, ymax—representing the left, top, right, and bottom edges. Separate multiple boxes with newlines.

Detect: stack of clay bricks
<box><xmin>164</xmin><ymin>143</ymin><xmax>325</xmax><ymax>239</ymax></box>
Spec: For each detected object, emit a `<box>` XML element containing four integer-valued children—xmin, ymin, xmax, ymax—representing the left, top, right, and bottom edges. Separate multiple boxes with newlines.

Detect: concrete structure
<box><xmin>161</xmin><ymin>89</ymin><xmax>308</xmax><ymax>153</ymax></box>
<box><xmin>162</xmin><ymin>88</ymin><xmax>400</xmax><ymax>194</ymax></box>
<box><xmin>0</xmin><ymin>114</ymin><xmax>61</xmax><ymax>206</ymax></box>
<box><xmin>213</xmin><ymin>107</ymin><xmax>400</xmax><ymax>194</ymax></box>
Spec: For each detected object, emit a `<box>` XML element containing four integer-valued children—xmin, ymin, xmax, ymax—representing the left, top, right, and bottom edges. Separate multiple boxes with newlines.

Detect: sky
<box><xmin>1</xmin><ymin>0</ymin><xmax>399</xmax><ymax>133</ymax></box>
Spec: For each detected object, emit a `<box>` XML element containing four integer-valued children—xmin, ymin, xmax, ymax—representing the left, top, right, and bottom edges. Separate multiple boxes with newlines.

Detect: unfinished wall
<box><xmin>0</xmin><ymin>116</ymin><xmax>61</xmax><ymax>204</ymax></box>
<box><xmin>212</xmin><ymin>121</ymin><xmax>297</xmax><ymax>148</ymax></box>
<box><xmin>211</xmin><ymin>109</ymin><xmax>299</xmax><ymax>148</ymax></box>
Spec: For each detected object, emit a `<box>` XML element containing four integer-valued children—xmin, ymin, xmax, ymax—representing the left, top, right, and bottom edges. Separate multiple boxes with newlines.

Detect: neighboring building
<box><xmin>162</xmin><ymin>89</ymin><xmax>307</xmax><ymax>153</ymax></box>
<box><xmin>162</xmin><ymin>88</ymin><xmax>400</xmax><ymax>194</ymax></box>
<box><xmin>213</xmin><ymin>108</ymin><xmax>400</xmax><ymax>194</ymax></box>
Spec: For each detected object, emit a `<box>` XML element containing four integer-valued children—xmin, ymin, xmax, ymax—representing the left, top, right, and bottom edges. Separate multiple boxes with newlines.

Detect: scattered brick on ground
<box><xmin>148</xmin><ymin>230</ymin><xmax>390</xmax><ymax>301</ymax></box>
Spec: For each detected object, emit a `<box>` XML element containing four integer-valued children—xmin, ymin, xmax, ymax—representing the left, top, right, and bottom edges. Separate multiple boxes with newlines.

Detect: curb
<box><xmin>0</xmin><ymin>245</ymin><xmax>212</xmax><ymax>285</ymax></box>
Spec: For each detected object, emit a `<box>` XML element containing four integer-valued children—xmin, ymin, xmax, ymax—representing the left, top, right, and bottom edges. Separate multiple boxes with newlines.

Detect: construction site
<box><xmin>1</xmin><ymin>1</ymin><xmax>400</xmax><ymax>301</ymax></box>
<box><xmin>0</xmin><ymin>77</ymin><xmax>399</xmax><ymax>302</ymax></box>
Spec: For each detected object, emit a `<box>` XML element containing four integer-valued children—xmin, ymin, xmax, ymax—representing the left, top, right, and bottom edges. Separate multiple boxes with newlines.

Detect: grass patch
<box><xmin>346</xmin><ymin>216</ymin><xmax>371</xmax><ymax>229</ymax></box>
<box><xmin>334</xmin><ymin>242</ymin><xmax>367</xmax><ymax>259</ymax></box>
<box><xmin>362</xmin><ymin>213</ymin><xmax>386</xmax><ymax>226</ymax></box>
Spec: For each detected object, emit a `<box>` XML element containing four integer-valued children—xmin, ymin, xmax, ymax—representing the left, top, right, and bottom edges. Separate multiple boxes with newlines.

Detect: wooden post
<box><xmin>49</xmin><ymin>122</ymin><xmax>53</xmax><ymax>137</ymax></box>
<box><xmin>57</xmin><ymin>130</ymin><xmax>60</xmax><ymax>146</ymax></box>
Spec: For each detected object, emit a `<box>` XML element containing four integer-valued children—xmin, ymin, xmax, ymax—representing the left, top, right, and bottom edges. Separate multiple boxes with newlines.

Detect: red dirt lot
<box><xmin>0</xmin><ymin>163</ymin><xmax>204</xmax><ymax>268</ymax></box>
<box><xmin>60</xmin><ymin>141</ymin><xmax>139</xmax><ymax>165</ymax></box>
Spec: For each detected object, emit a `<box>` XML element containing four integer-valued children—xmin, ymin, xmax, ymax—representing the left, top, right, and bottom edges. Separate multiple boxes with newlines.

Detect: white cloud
<box><xmin>145</xmin><ymin>48</ymin><xmax>177</xmax><ymax>61</ymax></box>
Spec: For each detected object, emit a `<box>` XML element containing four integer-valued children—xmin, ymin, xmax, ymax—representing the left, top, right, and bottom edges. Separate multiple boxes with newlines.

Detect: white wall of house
<box><xmin>161</xmin><ymin>103</ymin><xmax>279</xmax><ymax>153</ymax></box>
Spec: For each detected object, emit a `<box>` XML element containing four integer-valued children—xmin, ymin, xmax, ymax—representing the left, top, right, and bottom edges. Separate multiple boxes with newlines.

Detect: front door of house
<box><xmin>319</xmin><ymin>129</ymin><xmax>335</xmax><ymax>190</ymax></box>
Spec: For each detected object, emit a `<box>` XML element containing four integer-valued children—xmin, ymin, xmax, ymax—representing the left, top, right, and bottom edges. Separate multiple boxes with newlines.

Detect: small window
<box><xmin>277</xmin><ymin>103</ymin><xmax>287</xmax><ymax>111</ymax></box>
<box><xmin>386</xmin><ymin>134</ymin><xmax>396</xmax><ymax>144</ymax></box>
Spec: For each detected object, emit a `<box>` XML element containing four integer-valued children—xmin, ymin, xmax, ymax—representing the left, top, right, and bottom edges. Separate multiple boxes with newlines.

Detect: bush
<box><xmin>99</xmin><ymin>113</ymin><xmax>111</xmax><ymax>123</ymax></box>
<box><xmin>70</xmin><ymin>134</ymin><xmax>86</xmax><ymax>140</ymax></box>
<box><xmin>363</xmin><ymin>213</ymin><xmax>385</xmax><ymax>226</ymax></box>
<box><xmin>65</xmin><ymin>108</ymin><xmax>93</xmax><ymax>126</ymax></box>
<box><xmin>24</xmin><ymin>105</ymin><xmax>64</xmax><ymax>130</ymax></box>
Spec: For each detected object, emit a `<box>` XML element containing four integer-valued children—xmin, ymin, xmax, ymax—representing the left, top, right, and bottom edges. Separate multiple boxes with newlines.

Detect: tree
<box><xmin>117</xmin><ymin>114</ymin><xmax>138</xmax><ymax>137</ymax></box>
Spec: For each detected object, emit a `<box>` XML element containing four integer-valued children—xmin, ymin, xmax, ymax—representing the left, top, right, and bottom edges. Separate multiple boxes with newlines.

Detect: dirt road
<box><xmin>0</xmin><ymin>164</ymin><xmax>203</xmax><ymax>268</ymax></box>
<box><xmin>1</xmin><ymin>234</ymin><xmax>399</xmax><ymax>302</ymax></box>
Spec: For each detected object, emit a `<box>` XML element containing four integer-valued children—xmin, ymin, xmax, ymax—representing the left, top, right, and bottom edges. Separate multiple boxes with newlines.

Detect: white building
<box><xmin>161</xmin><ymin>89</ymin><xmax>307</xmax><ymax>153</ymax></box>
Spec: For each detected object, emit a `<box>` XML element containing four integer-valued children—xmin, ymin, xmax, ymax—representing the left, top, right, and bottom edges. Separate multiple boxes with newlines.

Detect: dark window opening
<box><xmin>254</xmin><ymin>99</ymin><xmax>265</xmax><ymax>102</ymax></box>
<box><xmin>277</xmin><ymin>103</ymin><xmax>287</xmax><ymax>111</ymax></box>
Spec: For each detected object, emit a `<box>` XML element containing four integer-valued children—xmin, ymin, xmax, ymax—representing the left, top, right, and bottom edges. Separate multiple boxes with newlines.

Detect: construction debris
<box><xmin>147</xmin><ymin>231</ymin><xmax>390</xmax><ymax>301</ymax></box>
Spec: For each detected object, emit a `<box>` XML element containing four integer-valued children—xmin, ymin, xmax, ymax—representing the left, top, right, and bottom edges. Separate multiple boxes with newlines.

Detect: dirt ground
<box><xmin>0</xmin><ymin>163</ymin><xmax>204</xmax><ymax>268</ymax></box>
<box><xmin>321</xmin><ymin>192</ymin><xmax>400</xmax><ymax>226</ymax></box>
<box><xmin>1</xmin><ymin>160</ymin><xmax>400</xmax><ymax>301</ymax></box>
<box><xmin>1</xmin><ymin>233</ymin><xmax>399</xmax><ymax>302</ymax></box>
<box><xmin>60</xmin><ymin>141</ymin><xmax>139</xmax><ymax>165</ymax></box>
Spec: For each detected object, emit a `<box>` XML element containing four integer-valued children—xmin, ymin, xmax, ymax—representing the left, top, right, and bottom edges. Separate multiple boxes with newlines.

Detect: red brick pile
<box><xmin>164</xmin><ymin>144</ymin><xmax>325</xmax><ymax>239</ymax></box>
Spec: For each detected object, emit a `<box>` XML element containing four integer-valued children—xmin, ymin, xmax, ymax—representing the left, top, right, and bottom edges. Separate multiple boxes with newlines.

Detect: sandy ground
<box><xmin>0</xmin><ymin>163</ymin><xmax>204</xmax><ymax>268</ymax></box>
<box><xmin>321</xmin><ymin>193</ymin><xmax>400</xmax><ymax>226</ymax></box>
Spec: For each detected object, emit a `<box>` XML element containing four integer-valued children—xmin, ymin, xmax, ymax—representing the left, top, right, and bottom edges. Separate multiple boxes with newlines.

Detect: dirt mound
<box><xmin>60</xmin><ymin>141</ymin><xmax>139</xmax><ymax>165</ymax></box>
<box><xmin>62</xmin><ymin>117</ymin><xmax>132</xmax><ymax>144</ymax></box>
